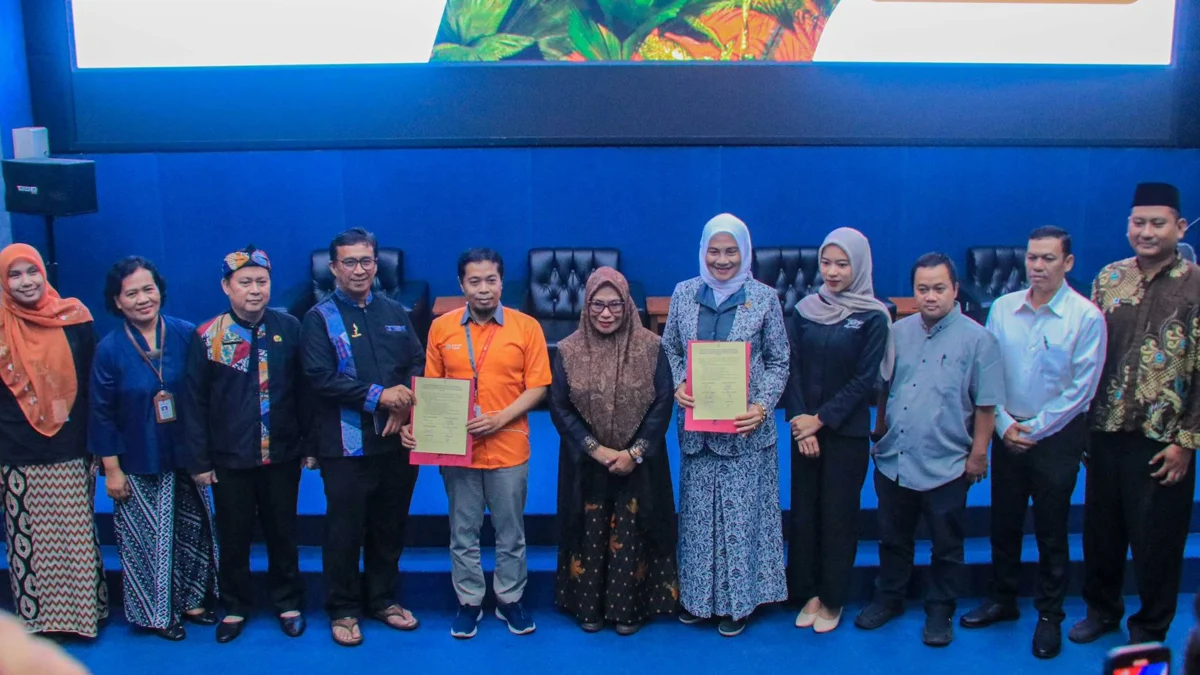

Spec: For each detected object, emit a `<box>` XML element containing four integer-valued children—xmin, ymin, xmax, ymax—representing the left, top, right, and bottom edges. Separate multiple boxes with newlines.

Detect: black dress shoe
<box><xmin>280</xmin><ymin>614</ymin><xmax>306</xmax><ymax>638</ymax></box>
<box><xmin>155</xmin><ymin>622</ymin><xmax>187</xmax><ymax>641</ymax></box>
<box><xmin>216</xmin><ymin>620</ymin><xmax>246</xmax><ymax>644</ymax></box>
<box><xmin>182</xmin><ymin>609</ymin><xmax>218</xmax><ymax>626</ymax></box>
<box><xmin>580</xmin><ymin>621</ymin><xmax>604</xmax><ymax>633</ymax></box>
<box><xmin>855</xmin><ymin>602</ymin><xmax>903</xmax><ymax>630</ymax></box>
<box><xmin>960</xmin><ymin>601</ymin><xmax>1020</xmax><ymax>629</ymax></box>
<box><xmin>1068</xmin><ymin>616</ymin><xmax>1120</xmax><ymax>644</ymax></box>
<box><xmin>1033</xmin><ymin>617</ymin><xmax>1062</xmax><ymax>659</ymax></box>
<box><xmin>923</xmin><ymin>615</ymin><xmax>954</xmax><ymax>647</ymax></box>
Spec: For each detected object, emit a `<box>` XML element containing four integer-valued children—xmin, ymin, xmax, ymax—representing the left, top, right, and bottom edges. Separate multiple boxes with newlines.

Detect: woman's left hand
<box><xmin>791</xmin><ymin>414</ymin><xmax>823</xmax><ymax>441</ymax></box>
<box><xmin>734</xmin><ymin>404</ymin><xmax>766</xmax><ymax>437</ymax></box>
<box><xmin>608</xmin><ymin>451</ymin><xmax>637</xmax><ymax>476</ymax></box>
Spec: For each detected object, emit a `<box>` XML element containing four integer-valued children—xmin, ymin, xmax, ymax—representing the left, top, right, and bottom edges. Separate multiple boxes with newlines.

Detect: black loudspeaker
<box><xmin>2</xmin><ymin>158</ymin><xmax>97</xmax><ymax>216</ymax></box>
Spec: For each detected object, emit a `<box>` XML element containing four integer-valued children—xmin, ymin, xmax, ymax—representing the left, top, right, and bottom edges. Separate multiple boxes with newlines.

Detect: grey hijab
<box><xmin>795</xmin><ymin>227</ymin><xmax>896</xmax><ymax>381</ymax></box>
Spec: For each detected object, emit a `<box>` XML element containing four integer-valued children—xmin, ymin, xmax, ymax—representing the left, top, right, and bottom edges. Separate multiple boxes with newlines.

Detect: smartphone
<box><xmin>1105</xmin><ymin>643</ymin><xmax>1171</xmax><ymax>675</ymax></box>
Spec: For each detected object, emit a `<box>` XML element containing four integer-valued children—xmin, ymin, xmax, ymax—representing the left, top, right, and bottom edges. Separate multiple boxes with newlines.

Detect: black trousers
<box><xmin>212</xmin><ymin>458</ymin><xmax>304</xmax><ymax>618</ymax></box>
<box><xmin>873</xmin><ymin>470</ymin><xmax>969</xmax><ymax>617</ymax></box>
<box><xmin>988</xmin><ymin>414</ymin><xmax>1087</xmax><ymax>621</ymax></box>
<box><xmin>320</xmin><ymin>452</ymin><xmax>419</xmax><ymax>620</ymax></box>
<box><xmin>1083</xmin><ymin>431</ymin><xmax>1196</xmax><ymax>639</ymax></box>
<box><xmin>787</xmin><ymin>431</ymin><xmax>870</xmax><ymax>610</ymax></box>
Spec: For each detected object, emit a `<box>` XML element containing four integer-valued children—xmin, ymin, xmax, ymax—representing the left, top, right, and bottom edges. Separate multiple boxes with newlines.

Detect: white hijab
<box><xmin>699</xmin><ymin>213</ymin><xmax>753</xmax><ymax>306</ymax></box>
<box><xmin>796</xmin><ymin>227</ymin><xmax>896</xmax><ymax>381</ymax></box>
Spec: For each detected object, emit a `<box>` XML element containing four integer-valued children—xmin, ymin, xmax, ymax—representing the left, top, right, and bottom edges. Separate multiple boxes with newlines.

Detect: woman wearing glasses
<box><xmin>550</xmin><ymin>267</ymin><xmax>678</xmax><ymax>636</ymax></box>
<box><xmin>89</xmin><ymin>256</ymin><xmax>219</xmax><ymax>640</ymax></box>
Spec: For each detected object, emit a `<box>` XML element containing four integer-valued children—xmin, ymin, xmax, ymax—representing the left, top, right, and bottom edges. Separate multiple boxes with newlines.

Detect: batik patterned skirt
<box><xmin>555</xmin><ymin>492</ymin><xmax>679</xmax><ymax>625</ymax></box>
<box><xmin>113</xmin><ymin>471</ymin><xmax>219</xmax><ymax>629</ymax></box>
<box><xmin>2</xmin><ymin>458</ymin><xmax>108</xmax><ymax>636</ymax></box>
<box><xmin>677</xmin><ymin>446</ymin><xmax>787</xmax><ymax>621</ymax></box>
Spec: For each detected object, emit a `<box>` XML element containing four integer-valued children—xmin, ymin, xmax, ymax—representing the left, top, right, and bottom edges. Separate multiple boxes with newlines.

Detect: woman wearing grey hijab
<box><xmin>784</xmin><ymin>227</ymin><xmax>894</xmax><ymax>633</ymax></box>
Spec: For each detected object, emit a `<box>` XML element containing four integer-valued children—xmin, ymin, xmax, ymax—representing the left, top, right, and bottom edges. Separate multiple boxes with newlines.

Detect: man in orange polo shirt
<box><xmin>402</xmin><ymin>248</ymin><xmax>550</xmax><ymax>639</ymax></box>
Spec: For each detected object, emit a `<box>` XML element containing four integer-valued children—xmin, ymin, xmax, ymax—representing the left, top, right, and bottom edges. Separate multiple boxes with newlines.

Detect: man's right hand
<box><xmin>674</xmin><ymin>382</ymin><xmax>695</xmax><ymax>409</ymax></box>
<box><xmin>192</xmin><ymin>471</ymin><xmax>217</xmax><ymax>487</ymax></box>
<box><xmin>1002</xmin><ymin>423</ymin><xmax>1036</xmax><ymax>453</ymax></box>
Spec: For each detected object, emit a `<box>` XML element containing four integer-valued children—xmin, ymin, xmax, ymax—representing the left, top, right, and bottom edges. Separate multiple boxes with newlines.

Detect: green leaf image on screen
<box><xmin>431</xmin><ymin>0</ymin><xmax>843</xmax><ymax>62</ymax></box>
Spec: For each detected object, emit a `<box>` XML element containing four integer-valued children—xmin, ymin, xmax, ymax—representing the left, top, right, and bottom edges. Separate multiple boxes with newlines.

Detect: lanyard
<box><xmin>464</xmin><ymin>321</ymin><xmax>499</xmax><ymax>396</ymax></box>
<box><xmin>124</xmin><ymin>318</ymin><xmax>166</xmax><ymax>387</ymax></box>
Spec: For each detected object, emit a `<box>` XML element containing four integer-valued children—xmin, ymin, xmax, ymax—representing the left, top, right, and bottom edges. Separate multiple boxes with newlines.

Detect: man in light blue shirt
<box><xmin>854</xmin><ymin>253</ymin><xmax>1005</xmax><ymax>647</ymax></box>
<box><xmin>960</xmin><ymin>226</ymin><xmax>1106</xmax><ymax>659</ymax></box>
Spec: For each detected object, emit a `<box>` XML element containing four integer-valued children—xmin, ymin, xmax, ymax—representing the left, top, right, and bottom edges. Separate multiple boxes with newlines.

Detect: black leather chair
<box><xmin>751</xmin><ymin>247</ymin><xmax>898</xmax><ymax>329</ymax></box>
<box><xmin>289</xmin><ymin>247</ymin><xmax>432</xmax><ymax>342</ymax></box>
<box><xmin>504</xmin><ymin>248</ymin><xmax>647</xmax><ymax>354</ymax></box>
<box><xmin>960</xmin><ymin>246</ymin><xmax>1026</xmax><ymax>324</ymax></box>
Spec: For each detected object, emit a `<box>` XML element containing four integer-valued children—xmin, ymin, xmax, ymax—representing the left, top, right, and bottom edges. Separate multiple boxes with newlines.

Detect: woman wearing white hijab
<box><xmin>662</xmin><ymin>214</ymin><xmax>790</xmax><ymax>637</ymax></box>
<box><xmin>786</xmin><ymin>227</ymin><xmax>894</xmax><ymax>633</ymax></box>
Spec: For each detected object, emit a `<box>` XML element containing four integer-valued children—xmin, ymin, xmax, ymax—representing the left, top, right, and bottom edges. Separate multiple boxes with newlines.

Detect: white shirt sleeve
<box><xmin>1025</xmin><ymin>308</ymin><xmax>1107</xmax><ymax>441</ymax></box>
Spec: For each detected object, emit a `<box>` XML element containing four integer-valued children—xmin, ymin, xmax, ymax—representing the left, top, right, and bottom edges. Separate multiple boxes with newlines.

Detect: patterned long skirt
<box><xmin>677</xmin><ymin>447</ymin><xmax>787</xmax><ymax>621</ymax></box>
<box><xmin>114</xmin><ymin>472</ymin><xmax>219</xmax><ymax>629</ymax></box>
<box><xmin>2</xmin><ymin>458</ymin><xmax>109</xmax><ymax>636</ymax></box>
<box><xmin>555</xmin><ymin>494</ymin><xmax>679</xmax><ymax>625</ymax></box>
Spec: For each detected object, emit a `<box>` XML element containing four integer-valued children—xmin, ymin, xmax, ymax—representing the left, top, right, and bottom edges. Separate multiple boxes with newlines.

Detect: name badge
<box><xmin>154</xmin><ymin>390</ymin><xmax>177</xmax><ymax>424</ymax></box>
<box><xmin>384</xmin><ymin>325</ymin><xmax>407</xmax><ymax>333</ymax></box>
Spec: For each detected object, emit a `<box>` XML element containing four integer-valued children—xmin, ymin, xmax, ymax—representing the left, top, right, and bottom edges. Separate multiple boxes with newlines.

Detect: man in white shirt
<box><xmin>959</xmin><ymin>226</ymin><xmax>1106</xmax><ymax>659</ymax></box>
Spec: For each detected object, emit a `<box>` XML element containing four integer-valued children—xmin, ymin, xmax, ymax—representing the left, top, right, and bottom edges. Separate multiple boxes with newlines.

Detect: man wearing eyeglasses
<box><xmin>300</xmin><ymin>227</ymin><xmax>426</xmax><ymax>647</ymax></box>
<box><xmin>403</xmin><ymin>247</ymin><xmax>550</xmax><ymax>640</ymax></box>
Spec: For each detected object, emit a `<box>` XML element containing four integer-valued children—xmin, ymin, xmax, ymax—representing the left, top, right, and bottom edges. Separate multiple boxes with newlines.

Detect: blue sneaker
<box><xmin>451</xmin><ymin>604</ymin><xmax>482</xmax><ymax>639</ymax></box>
<box><xmin>495</xmin><ymin>601</ymin><xmax>536</xmax><ymax>635</ymax></box>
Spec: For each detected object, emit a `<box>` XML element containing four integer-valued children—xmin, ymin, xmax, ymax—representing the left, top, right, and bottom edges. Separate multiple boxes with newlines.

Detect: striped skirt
<box><xmin>114</xmin><ymin>472</ymin><xmax>219</xmax><ymax>629</ymax></box>
<box><xmin>2</xmin><ymin>458</ymin><xmax>109</xmax><ymax>637</ymax></box>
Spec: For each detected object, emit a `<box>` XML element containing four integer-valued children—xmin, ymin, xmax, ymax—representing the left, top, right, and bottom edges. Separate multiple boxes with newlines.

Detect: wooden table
<box><xmin>888</xmin><ymin>297</ymin><xmax>919</xmax><ymax>319</ymax></box>
<box><xmin>433</xmin><ymin>296</ymin><xmax>465</xmax><ymax>317</ymax></box>
<box><xmin>646</xmin><ymin>296</ymin><xmax>671</xmax><ymax>334</ymax></box>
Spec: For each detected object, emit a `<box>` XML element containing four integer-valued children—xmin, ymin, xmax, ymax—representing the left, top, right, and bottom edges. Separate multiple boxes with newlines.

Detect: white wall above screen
<box><xmin>71</xmin><ymin>0</ymin><xmax>1176</xmax><ymax>68</ymax></box>
<box><xmin>71</xmin><ymin>0</ymin><xmax>450</xmax><ymax>68</ymax></box>
<box><xmin>814</xmin><ymin>0</ymin><xmax>1175</xmax><ymax>66</ymax></box>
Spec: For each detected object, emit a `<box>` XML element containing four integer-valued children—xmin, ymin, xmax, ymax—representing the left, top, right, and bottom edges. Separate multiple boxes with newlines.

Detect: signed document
<box><xmin>409</xmin><ymin>376</ymin><xmax>474</xmax><ymax>466</ymax></box>
<box><xmin>685</xmin><ymin>341</ymin><xmax>750</xmax><ymax>433</ymax></box>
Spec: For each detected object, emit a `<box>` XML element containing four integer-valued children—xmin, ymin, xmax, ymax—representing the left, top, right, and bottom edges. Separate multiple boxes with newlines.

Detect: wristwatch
<box><xmin>628</xmin><ymin>440</ymin><xmax>648</xmax><ymax>464</ymax></box>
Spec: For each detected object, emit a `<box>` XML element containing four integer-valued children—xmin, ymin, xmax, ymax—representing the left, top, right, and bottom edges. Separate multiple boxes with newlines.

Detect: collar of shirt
<box><xmin>1017</xmin><ymin>281</ymin><xmax>1070</xmax><ymax>318</ymax></box>
<box><xmin>1135</xmin><ymin>250</ymin><xmax>1189</xmax><ymax>283</ymax></box>
<box><xmin>922</xmin><ymin>304</ymin><xmax>962</xmax><ymax>338</ymax></box>
<box><xmin>227</xmin><ymin>309</ymin><xmax>265</xmax><ymax>330</ymax></box>
<box><xmin>695</xmin><ymin>284</ymin><xmax>747</xmax><ymax>311</ymax></box>
<box><xmin>460</xmin><ymin>303</ymin><xmax>506</xmax><ymax>326</ymax></box>
<box><xmin>334</xmin><ymin>287</ymin><xmax>373</xmax><ymax>308</ymax></box>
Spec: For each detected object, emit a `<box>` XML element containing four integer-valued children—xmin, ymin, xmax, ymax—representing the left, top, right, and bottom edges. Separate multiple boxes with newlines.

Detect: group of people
<box><xmin>0</xmin><ymin>182</ymin><xmax>1195</xmax><ymax>660</ymax></box>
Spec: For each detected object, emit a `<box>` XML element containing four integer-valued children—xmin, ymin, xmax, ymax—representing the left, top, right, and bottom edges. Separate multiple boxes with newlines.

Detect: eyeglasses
<box><xmin>338</xmin><ymin>257</ymin><xmax>376</xmax><ymax>271</ymax></box>
<box><xmin>588</xmin><ymin>300</ymin><xmax>626</xmax><ymax>314</ymax></box>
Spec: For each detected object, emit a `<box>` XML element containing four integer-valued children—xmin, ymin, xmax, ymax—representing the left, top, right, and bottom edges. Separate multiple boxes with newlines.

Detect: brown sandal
<box><xmin>331</xmin><ymin>618</ymin><xmax>363</xmax><ymax>647</ymax></box>
<box><xmin>373</xmin><ymin>604</ymin><xmax>419</xmax><ymax>631</ymax></box>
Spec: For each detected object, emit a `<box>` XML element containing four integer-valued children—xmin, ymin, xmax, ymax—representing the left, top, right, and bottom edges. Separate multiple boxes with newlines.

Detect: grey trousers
<box><xmin>441</xmin><ymin>462</ymin><xmax>529</xmax><ymax>606</ymax></box>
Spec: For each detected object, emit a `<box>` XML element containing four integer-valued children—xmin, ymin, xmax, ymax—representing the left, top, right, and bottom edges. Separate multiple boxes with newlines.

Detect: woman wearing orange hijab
<box><xmin>0</xmin><ymin>244</ymin><xmax>107</xmax><ymax>637</ymax></box>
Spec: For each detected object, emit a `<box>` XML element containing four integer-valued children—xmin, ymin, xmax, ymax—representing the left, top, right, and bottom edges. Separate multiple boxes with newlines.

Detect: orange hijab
<box><xmin>0</xmin><ymin>244</ymin><xmax>93</xmax><ymax>436</ymax></box>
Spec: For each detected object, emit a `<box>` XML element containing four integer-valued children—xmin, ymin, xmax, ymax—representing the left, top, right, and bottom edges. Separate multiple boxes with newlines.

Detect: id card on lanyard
<box><xmin>124</xmin><ymin>318</ymin><xmax>176</xmax><ymax>424</ymax></box>
<box><xmin>464</xmin><ymin>322</ymin><xmax>499</xmax><ymax>418</ymax></box>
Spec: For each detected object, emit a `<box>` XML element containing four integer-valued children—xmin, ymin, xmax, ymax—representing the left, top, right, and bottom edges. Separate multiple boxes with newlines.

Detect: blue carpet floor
<box><xmin>60</xmin><ymin>596</ymin><xmax>1193</xmax><ymax>675</ymax></box>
